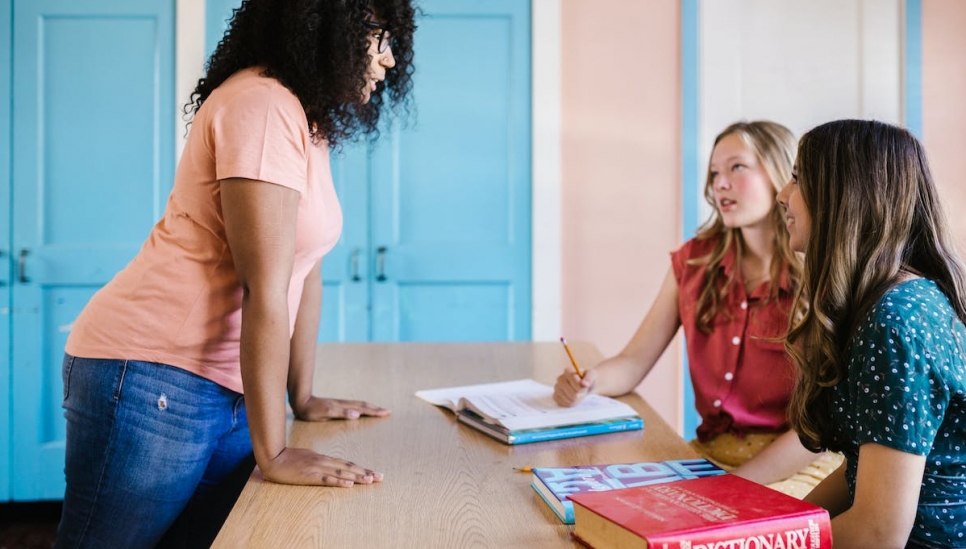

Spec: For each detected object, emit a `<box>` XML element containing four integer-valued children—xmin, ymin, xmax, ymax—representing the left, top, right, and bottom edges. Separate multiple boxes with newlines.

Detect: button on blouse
<box><xmin>671</xmin><ymin>236</ymin><xmax>797</xmax><ymax>441</ymax></box>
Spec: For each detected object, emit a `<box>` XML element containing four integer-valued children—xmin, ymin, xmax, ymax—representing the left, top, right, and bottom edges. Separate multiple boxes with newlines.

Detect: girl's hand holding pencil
<box><xmin>553</xmin><ymin>338</ymin><xmax>597</xmax><ymax>407</ymax></box>
<box><xmin>559</xmin><ymin>337</ymin><xmax>585</xmax><ymax>378</ymax></box>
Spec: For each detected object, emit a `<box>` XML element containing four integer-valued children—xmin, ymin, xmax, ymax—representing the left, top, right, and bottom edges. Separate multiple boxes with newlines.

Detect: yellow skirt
<box><xmin>689</xmin><ymin>432</ymin><xmax>844</xmax><ymax>500</ymax></box>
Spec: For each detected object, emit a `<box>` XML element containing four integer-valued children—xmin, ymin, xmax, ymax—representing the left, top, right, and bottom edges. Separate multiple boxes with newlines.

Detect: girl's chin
<box><xmin>720</xmin><ymin>217</ymin><xmax>754</xmax><ymax>230</ymax></box>
<box><xmin>722</xmin><ymin>212</ymin><xmax>774</xmax><ymax>231</ymax></box>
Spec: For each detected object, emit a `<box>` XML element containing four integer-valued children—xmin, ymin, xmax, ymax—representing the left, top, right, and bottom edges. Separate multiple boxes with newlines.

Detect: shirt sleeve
<box><xmin>209</xmin><ymin>82</ymin><xmax>309</xmax><ymax>193</ymax></box>
<box><xmin>847</xmin><ymin>309</ymin><xmax>949</xmax><ymax>455</ymax></box>
<box><xmin>670</xmin><ymin>240</ymin><xmax>693</xmax><ymax>285</ymax></box>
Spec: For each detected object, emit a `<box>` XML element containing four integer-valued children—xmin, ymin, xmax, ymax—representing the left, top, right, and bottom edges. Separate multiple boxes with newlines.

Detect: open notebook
<box><xmin>415</xmin><ymin>379</ymin><xmax>642</xmax><ymax>443</ymax></box>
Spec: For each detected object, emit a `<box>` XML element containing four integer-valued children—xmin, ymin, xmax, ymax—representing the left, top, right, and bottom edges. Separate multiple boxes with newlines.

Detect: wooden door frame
<box><xmin>176</xmin><ymin>0</ymin><xmax>563</xmax><ymax>340</ymax></box>
<box><xmin>530</xmin><ymin>0</ymin><xmax>561</xmax><ymax>341</ymax></box>
<box><xmin>0</xmin><ymin>0</ymin><xmax>10</xmax><ymax>502</ymax></box>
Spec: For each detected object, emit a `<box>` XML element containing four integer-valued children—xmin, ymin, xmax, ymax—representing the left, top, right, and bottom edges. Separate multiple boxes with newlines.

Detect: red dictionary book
<box><xmin>568</xmin><ymin>474</ymin><xmax>832</xmax><ymax>549</ymax></box>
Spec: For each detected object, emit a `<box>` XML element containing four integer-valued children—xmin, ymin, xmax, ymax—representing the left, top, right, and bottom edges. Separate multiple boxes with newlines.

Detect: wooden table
<box><xmin>212</xmin><ymin>342</ymin><xmax>698</xmax><ymax>549</ymax></box>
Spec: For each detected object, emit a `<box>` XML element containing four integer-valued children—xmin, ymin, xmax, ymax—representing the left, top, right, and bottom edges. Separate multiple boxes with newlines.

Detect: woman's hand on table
<box><xmin>262</xmin><ymin>447</ymin><xmax>383</xmax><ymax>487</ymax></box>
<box><xmin>553</xmin><ymin>368</ymin><xmax>596</xmax><ymax>407</ymax></box>
<box><xmin>293</xmin><ymin>396</ymin><xmax>391</xmax><ymax>421</ymax></box>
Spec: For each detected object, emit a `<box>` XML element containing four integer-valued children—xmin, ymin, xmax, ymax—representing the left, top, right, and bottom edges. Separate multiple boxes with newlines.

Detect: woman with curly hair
<box><xmin>554</xmin><ymin>121</ymin><xmax>840</xmax><ymax>498</ymax></box>
<box><xmin>779</xmin><ymin>119</ymin><xmax>966</xmax><ymax>548</ymax></box>
<box><xmin>56</xmin><ymin>1</ymin><xmax>416</xmax><ymax>547</ymax></box>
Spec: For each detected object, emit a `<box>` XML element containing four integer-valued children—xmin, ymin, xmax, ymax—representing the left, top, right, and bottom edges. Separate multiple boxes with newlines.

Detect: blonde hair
<box><xmin>691</xmin><ymin>121</ymin><xmax>801</xmax><ymax>334</ymax></box>
<box><xmin>786</xmin><ymin>119</ymin><xmax>966</xmax><ymax>451</ymax></box>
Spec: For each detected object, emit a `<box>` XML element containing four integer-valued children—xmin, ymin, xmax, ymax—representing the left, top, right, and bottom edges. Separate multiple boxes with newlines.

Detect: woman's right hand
<box><xmin>553</xmin><ymin>368</ymin><xmax>597</xmax><ymax>407</ymax></box>
<box><xmin>260</xmin><ymin>447</ymin><xmax>383</xmax><ymax>487</ymax></box>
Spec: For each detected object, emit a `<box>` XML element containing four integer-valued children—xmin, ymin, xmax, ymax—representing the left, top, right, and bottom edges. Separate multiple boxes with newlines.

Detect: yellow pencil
<box><xmin>559</xmin><ymin>337</ymin><xmax>585</xmax><ymax>379</ymax></box>
<box><xmin>514</xmin><ymin>466</ymin><xmax>533</xmax><ymax>473</ymax></box>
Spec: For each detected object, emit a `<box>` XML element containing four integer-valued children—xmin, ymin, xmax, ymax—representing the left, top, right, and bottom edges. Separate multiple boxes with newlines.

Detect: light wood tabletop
<box><xmin>212</xmin><ymin>342</ymin><xmax>698</xmax><ymax>549</ymax></box>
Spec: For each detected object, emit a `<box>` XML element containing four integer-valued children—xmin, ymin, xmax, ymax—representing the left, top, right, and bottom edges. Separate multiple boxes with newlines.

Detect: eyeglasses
<box><xmin>364</xmin><ymin>21</ymin><xmax>394</xmax><ymax>54</ymax></box>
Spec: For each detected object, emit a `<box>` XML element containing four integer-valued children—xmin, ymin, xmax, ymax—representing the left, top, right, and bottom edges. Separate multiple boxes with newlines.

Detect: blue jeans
<box><xmin>55</xmin><ymin>355</ymin><xmax>255</xmax><ymax>549</ymax></box>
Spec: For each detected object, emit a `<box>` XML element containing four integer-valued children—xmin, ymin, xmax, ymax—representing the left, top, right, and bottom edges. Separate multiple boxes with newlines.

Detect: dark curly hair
<box><xmin>185</xmin><ymin>0</ymin><xmax>416</xmax><ymax>147</ymax></box>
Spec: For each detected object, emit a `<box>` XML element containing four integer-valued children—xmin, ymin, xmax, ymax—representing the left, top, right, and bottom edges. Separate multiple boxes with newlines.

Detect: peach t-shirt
<box><xmin>66</xmin><ymin>67</ymin><xmax>343</xmax><ymax>394</ymax></box>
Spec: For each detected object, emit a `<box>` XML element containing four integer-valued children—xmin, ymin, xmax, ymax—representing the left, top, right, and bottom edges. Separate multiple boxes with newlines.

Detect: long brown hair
<box><xmin>692</xmin><ymin>121</ymin><xmax>801</xmax><ymax>334</ymax></box>
<box><xmin>786</xmin><ymin>119</ymin><xmax>966</xmax><ymax>452</ymax></box>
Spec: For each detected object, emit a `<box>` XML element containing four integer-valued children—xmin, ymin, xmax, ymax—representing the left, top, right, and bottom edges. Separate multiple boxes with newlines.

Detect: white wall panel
<box><xmin>176</xmin><ymin>0</ymin><xmax>205</xmax><ymax>161</ymax></box>
<box><xmin>697</xmin><ymin>0</ymin><xmax>902</xmax><ymax>222</ymax></box>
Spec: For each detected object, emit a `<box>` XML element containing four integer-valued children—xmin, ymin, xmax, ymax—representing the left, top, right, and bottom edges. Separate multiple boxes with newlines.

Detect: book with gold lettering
<box><xmin>569</xmin><ymin>474</ymin><xmax>831</xmax><ymax>549</ymax></box>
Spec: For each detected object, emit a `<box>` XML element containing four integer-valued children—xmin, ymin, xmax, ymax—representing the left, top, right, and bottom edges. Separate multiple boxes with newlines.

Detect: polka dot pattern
<box><xmin>827</xmin><ymin>279</ymin><xmax>966</xmax><ymax>546</ymax></box>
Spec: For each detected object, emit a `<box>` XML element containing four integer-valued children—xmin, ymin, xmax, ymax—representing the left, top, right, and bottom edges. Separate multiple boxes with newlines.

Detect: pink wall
<box><xmin>561</xmin><ymin>1</ymin><xmax>683</xmax><ymax>431</ymax></box>
<box><xmin>923</xmin><ymin>0</ymin><xmax>966</xmax><ymax>252</ymax></box>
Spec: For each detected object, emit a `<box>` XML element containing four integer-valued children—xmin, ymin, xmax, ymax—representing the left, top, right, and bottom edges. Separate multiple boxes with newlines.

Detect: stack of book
<box><xmin>530</xmin><ymin>458</ymin><xmax>725</xmax><ymax>524</ymax></box>
<box><xmin>415</xmin><ymin>378</ymin><xmax>642</xmax><ymax>445</ymax></box>
<box><xmin>569</xmin><ymin>474</ymin><xmax>832</xmax><ymax>549</ymax></box>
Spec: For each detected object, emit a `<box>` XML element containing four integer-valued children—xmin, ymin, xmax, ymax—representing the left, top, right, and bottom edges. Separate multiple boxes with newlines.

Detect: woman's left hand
<box><xmin>293</xmin><ymin>396</ymin><xmax>391</xmax><ymax>422</ymax></box>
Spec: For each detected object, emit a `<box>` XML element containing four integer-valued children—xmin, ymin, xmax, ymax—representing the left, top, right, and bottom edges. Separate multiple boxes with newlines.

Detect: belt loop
<box><xmin>114</xmin><ymin>360</ymin><xmax>130</xmax><ymax>401</ymax></box>
<box><xmin>233</xmin><ymin>395</ymin><xmax>244</xmax><ymax>425</ymax></box>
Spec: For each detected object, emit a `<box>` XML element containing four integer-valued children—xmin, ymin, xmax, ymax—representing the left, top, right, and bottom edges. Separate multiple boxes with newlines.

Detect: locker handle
<box><xmin>19</xmin><ymin>248</ymin><xmax>30</xmax><ymax>284</ymax></box>
<box><xmin>350</xmin><ymin>248</ymin><xmax>362</xmax><ymax>282</ymax></box>
<box><xmin>0</xmin><ymin>250</ymin><xmax>4</xmax><ymax>286</ymax></box>
<box><xmin>375</xmin><ymin>246</ymin><xmax>387</xmax><ymax>282</ymax></box>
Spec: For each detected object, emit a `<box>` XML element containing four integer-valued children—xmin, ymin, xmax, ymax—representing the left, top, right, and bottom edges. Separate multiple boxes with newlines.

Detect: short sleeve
<box><xmin>209</xmin><ymin>82</ymin><xmax>309</xmax><ymax>193</ymax></box>
<box><xmin>848</xmin><ymin>310</ymin><xmax>949</xmax><ymax>455</ymax></box>
<box><xmin>670</xmin><ymin>240</ymin><xmax>694</xmax><ymax>285</ymax></box>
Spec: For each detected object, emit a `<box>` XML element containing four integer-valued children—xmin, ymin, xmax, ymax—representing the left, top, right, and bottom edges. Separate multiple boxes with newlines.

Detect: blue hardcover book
<box><xmin>530</xmin><ymin>458</ymin><xmax>725</xmax><ymax>524</ymax></box>
<box><xmin>456</xmin><ymin>409</ymin><xmax>643</xmax><ymax>445</ymax></box>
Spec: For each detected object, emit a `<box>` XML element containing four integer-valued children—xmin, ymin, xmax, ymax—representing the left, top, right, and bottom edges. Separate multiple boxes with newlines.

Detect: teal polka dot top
<box><xmin>828</xmin><ymin>278</ymin><xmax>966</xmax><ymax>547</ymax></box>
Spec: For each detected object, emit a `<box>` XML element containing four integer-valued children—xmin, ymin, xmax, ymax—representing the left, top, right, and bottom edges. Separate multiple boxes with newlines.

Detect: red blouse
<box><xmin>670</xmin><ymin>236</ymin><xmax>797</xmax><ymax>441</ymax></box>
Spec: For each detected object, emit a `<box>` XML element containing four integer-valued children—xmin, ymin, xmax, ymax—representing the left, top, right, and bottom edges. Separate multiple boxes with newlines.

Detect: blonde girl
<box><xmin>555</xmin><ymin>121</ymin><xmax>840</xmax><ymax>497</ymax></box>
